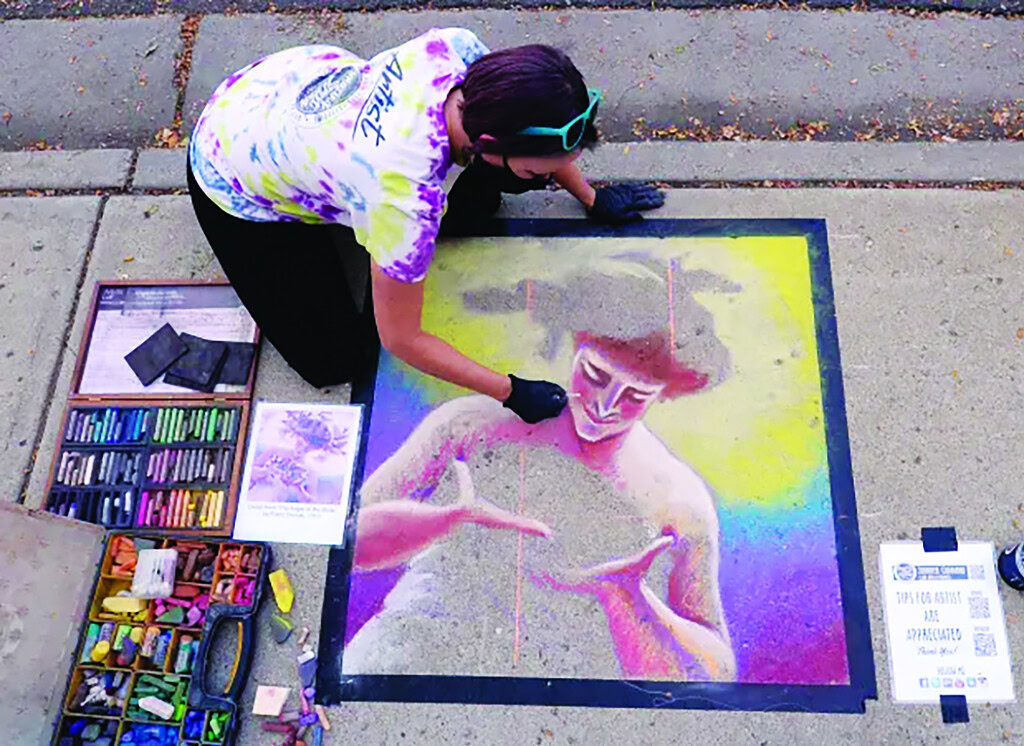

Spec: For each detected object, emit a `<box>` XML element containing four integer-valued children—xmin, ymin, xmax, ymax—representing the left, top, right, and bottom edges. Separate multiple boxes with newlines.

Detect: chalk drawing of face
<box><xmin>567</xmin><ymin>345</ymin><xmax>666</xmax><ymax>443</ymax></box>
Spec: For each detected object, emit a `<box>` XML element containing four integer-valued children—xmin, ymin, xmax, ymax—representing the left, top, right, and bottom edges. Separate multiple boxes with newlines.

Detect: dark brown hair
<box><xmin>460</xmin><ymin>44</ymin><xmax>599</xmax><ymax>157</ymax></box>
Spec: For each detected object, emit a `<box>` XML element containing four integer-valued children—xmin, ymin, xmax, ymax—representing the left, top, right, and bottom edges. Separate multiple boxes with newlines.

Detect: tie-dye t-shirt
<box><xmin>189</xmin><ymin>27</ymin><xmax>490</xmax><ymax>283</ymax></box>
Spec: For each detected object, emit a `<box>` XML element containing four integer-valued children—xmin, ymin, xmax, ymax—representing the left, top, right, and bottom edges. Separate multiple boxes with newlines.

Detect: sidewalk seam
<box><xmin>125</xmin><ymin>149</ymin><xmax>141</xmax><ymax>190</ymax></box>
<box><xmin>17</xmin><ymin>194</ymin><xmax>108</xmax><ymax>504</ymax></box>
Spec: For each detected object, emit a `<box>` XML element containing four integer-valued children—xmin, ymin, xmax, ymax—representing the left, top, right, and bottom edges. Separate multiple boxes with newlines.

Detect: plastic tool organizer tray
<box><xmin>55</xmin><ymin>534</ymin><xmax>270</xmax><ymax>746</ymax></box>
<box><xmin>42</xmin><ymin>281</ymin><xmax>260</xmax><ymax>537</ymax></box>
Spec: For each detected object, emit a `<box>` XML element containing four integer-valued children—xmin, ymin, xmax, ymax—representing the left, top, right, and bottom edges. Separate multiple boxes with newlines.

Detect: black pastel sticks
<box><xmin>47</xmin><ymin>405</ymin><xmax>242</xmax><ymax>531</ymax></box>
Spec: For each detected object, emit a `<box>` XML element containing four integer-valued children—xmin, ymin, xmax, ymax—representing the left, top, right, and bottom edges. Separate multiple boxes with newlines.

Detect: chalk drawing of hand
<box><xmin>452</xmin><ymin>459</ymin><xmax>553</xmax><ymax>539</ymax></box>
<box><xmin>534</xmin><ymin>536</ymin><xmax>674</xmax><ymax>597</ymax></box>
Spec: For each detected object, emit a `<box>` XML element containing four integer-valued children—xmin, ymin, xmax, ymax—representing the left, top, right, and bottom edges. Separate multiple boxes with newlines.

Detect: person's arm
<box><xmin>642</xmin><ymin>528</ymin><xmax>735</xmax><ymax>680</ymax></box>
<box><xmin>552</xmin><ymin>162</ymin><xmax>597</xmax><ymax>209</ymax></box>
<box><xmin>535</xmin><ymin>500</ymin><xmax>734</xmax><ymax>681</ymax></box>
<box><xmin>355</xmin><ymin>459</ymin><xmax>551</xmax><ymax>570</ymax></box>
<box><xmin>371</xmin><ymin>260</ymin><xmax>512</xmax><ymax>401</ymax></box>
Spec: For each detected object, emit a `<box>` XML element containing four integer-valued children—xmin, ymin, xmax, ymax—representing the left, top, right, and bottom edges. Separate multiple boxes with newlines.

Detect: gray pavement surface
<box><xmin>3</xmin><ymin>136</ymin><xmax>1024</xmax><ymax>740</ymax></box>
<box><xmin>132</xmin><ymin>146</ymin><xmax>187</xmax><ymax>189</ymax></box>
<box><xmin>0</xmin><ymin>16</ymin><xmax>183</xmax><ymax>150</ymax></box>
<box><xmin>4</xmin><ymin>9</ymin><xmax>1024</xmax><ymax>150</ymax></box>
<box><xmin>0</xmin><ymin>149</ymin><xmax>132</xmax><ymax>189</ymax></box>
<box><xmin>0</xmin><ymin>195</ymin><xmax>98</xmax><ymax>501</ymax></box>
<box><xmin>2</xmin><ymin>0</ymin><xmax>1023</xmax><ymax>21</ymax></box>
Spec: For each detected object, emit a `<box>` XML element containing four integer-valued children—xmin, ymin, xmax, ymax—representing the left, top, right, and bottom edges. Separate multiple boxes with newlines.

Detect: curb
<box><xmin>0</xmin><ymin>149</ymin><xmax>133</xmax><ymax>190</ymax></box>
<box><xmin>4</xmin><ymin>142</ymin><xmax>1023</xmax><ymax>193</ymax></box>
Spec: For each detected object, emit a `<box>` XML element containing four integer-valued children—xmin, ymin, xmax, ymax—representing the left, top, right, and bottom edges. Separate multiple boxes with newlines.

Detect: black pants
<box><xmin>187</xmin><ymin>159</ymin><xmax>505</xmax><ymax>388</ymax></box>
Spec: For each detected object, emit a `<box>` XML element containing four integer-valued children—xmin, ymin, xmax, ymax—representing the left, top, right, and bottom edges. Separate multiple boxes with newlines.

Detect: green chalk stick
<box><xmin>206</xmin><ymin>408</ymin><xmax>218</xmax><ymax>442</ymax></box>
<box><xmin>141</xmin><ymin>674</ymin><xmax>175</xmax><ymax>693</ymax></box>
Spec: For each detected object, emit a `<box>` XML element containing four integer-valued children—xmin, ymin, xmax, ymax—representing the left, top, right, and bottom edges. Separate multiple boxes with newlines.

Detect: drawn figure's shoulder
<box><xmin>626</xmin><ymin>426</ymin><xmax>719</xmax><ymax>528</ymax></box>
<box><xmin>421</xmin><ymin>395</ymin><xmax>513</xmax><ymax>434</ymax></box>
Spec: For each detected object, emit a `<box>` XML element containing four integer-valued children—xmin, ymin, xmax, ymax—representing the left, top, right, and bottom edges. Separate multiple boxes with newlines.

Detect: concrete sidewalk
<box><xmin>2</xmin><ymin>8</ymin><xmax>1024</xmax><ymax>150</ymax></box>
<box><xmin>3</xmin><ymin>143</ymin><xmax>1024</xmax><ymax>744</ymax></box>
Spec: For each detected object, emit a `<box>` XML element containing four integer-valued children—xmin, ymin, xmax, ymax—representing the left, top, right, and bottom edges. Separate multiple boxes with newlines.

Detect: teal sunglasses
<box><xmin>518</xmin><ymin>89</ymin><xmax>602</xmax><ymax>152</ymax></box>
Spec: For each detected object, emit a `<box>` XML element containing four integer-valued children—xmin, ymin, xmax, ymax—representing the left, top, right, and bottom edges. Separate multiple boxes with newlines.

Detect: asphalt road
<box><xmin>1</xmin><ymin>0</ymin><xmax>1022</xmax><ymax>21</ymax></box>
<box><xmin>3</xmin><ymin>9</ymin><xmax>1023</xmax><ymax>151</ymax></box>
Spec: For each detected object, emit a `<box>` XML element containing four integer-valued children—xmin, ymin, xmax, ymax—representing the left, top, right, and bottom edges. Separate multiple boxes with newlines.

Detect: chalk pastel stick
<box><xmin>65</xmin><ymin>411</ymin><xmax>77</xmax><ymax>441</ymax></box>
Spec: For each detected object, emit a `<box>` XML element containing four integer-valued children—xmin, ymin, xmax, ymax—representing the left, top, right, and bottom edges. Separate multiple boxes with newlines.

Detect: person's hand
<box><xmin>453</xmin><ymin>459</ymin><xmax>553</xmax><ymax>538</ymax></box>
<box><xmin>587</xmin><ymin>184</ymin><xmax>666</xmax><ymax>225</ymax></box>
<box><xmin>503</xmin><ymin>374</ymin><xmax>567</xmax><ymax>424</ymax></box>
<box><xmin>534</xmin><ymin>535</ymin><xmax>674</xmax><ymax>598</ymax></box>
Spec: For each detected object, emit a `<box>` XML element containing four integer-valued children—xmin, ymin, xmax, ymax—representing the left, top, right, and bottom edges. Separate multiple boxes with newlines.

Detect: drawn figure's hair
<box><xmin>464</xmin><ymin>254</ymin><xmax>738</xmax><ymax>399</ymax></box>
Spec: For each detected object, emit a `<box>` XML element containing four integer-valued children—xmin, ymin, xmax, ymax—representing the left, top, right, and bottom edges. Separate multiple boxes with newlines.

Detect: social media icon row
<box><xmin>920</xmin><ymin>677</ymin><xmax>985</xmax><ymax>689</ymax></box>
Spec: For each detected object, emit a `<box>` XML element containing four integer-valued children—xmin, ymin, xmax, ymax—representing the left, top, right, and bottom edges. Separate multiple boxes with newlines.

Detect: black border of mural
<box><xmin>317</xmin><ymin>218</ymin><xmax>877</xmax><ymax>713</ymax></box>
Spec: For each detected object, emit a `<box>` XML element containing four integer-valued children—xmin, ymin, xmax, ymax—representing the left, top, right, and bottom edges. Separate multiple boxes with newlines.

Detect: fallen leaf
<box><xmin>765</xmin><ymin>30</ymin><xmax>775</xmax><ymax>41</ymax></box>
<box><xmin>1016</xmin><ymin>328</ymin><xmax>1023</xmax><ymax>341</ymax></box>
<box><xmin>123</xmin><ymin>256</ymin><xmax>135</xmax><ymax>263</ymax></box>
<box><xmin>153</xmin><ymin>127</ymin><xmax>181</xmax><ymax>148</ymax></box>
<box><xmin>1</xmin><ymin>112</ymin><xmax>10</xmax><ymax>126</ymax></box>
<box><xmin>1005</xmin><ymin>247</ymin><xmax>1014</xmax><ymax>257</ymax></box>
<box><xmin>981</xmin><ymin>42</ymin><xmax>994</xmax><ymax>49</ymax></box>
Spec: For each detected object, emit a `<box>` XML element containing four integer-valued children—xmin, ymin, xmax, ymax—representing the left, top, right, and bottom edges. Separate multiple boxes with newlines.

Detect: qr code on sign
<box><xmin>968</xmin><ymin>595</ymin><xmax>990</xmax><ymax>620</ymax></box>
<box><xmin>974</xmin><ymin>632</ymin><xmax>997</xmax><ymax>657</ymax></box>
<box><xmin>968</xmin><ymin>564</ymin><xmax>986</xmax><ymax>580</ymax></box>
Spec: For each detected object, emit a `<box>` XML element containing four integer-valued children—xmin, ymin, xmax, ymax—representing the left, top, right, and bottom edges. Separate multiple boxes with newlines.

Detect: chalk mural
<box><xmin>332</xmin><ymin>223</ymin><xmax>869</xmax><ymax>700</ymax></box>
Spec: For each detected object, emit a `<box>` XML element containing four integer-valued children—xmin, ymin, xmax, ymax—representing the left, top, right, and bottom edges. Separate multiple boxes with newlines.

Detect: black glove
<box><xmin>503</xmin><ymin>374</ymin><xmax>567</xmax><ymax>424</ymax></box>
<box><xmin>587</xmin><ymin>183</ymin><xmax>666</xmax><ymax>225</ymax></box>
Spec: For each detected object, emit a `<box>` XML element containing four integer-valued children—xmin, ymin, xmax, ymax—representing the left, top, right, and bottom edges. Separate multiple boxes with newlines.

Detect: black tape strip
<box><xmin>940</xmin><ymin>694</ymin><xmax>969</xmax><ymax>723</ymax></box>
<box><xmin>921</xmin><ymin>527</ymin><xmax>958</xmax><ymax>552</ymax></box>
